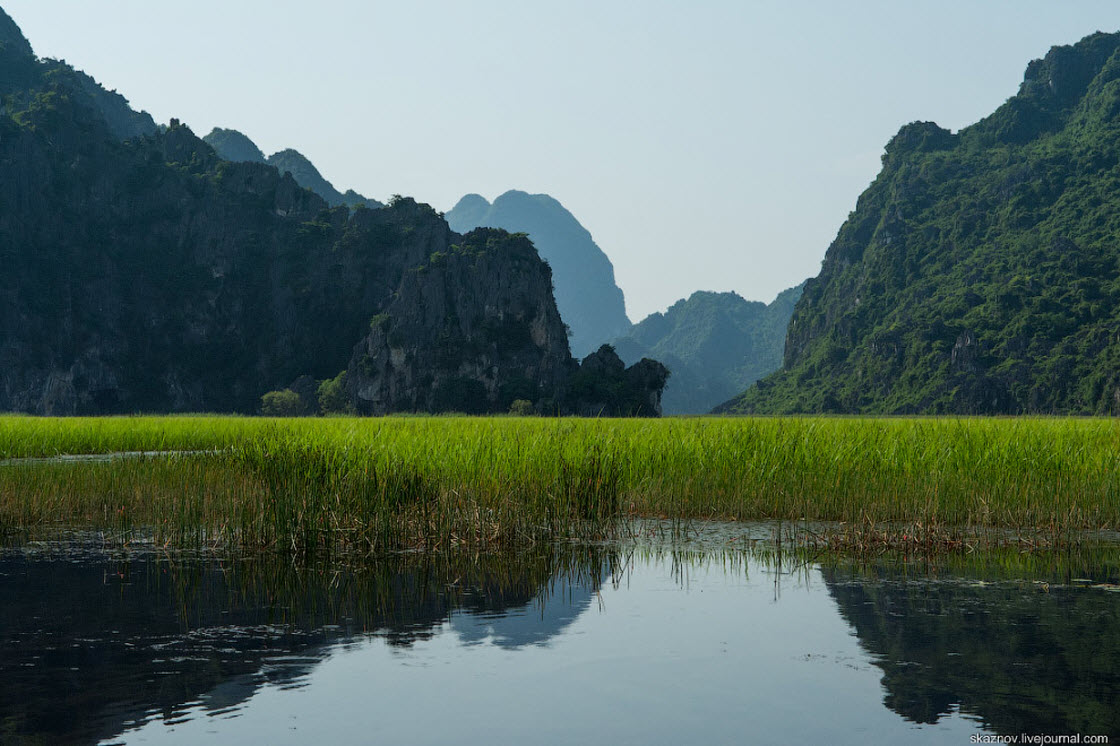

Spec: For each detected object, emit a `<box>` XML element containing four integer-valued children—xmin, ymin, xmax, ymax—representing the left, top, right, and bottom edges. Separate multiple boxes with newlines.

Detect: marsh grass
<box><xmin>1</xmin><ymin>415</ymin><xmax>1119</xmax><ymax>553</ymax></box>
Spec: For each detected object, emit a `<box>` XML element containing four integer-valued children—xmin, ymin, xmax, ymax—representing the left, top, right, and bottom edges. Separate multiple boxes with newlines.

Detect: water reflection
<box><xmin>1</xmin><ymin>537</ymin><xmax>1118</xmax><ymax>744</ymax></box>
<box><xmin>0</xmin><ymin>543</ymin><xmax>612</xmax><ymax>745</ymax></box>
<box><xmin>823</xmin><ymin>558</ymin><xmax>1120</xmax><ymax>736</ymax></box>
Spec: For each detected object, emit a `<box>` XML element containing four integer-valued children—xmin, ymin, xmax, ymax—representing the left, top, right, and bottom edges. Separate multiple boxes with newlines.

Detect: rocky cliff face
<box><xmin>0</xmin><ymin>15</ymin><xmax>666</xmax><ymax>416</ymax></box>
<box><xmin>345</xmin><ymin>226</ymin><xmax>573</xmax><ymax>414</ymax></box>
<box><xmin>1</xmin><ymin>87</ymin><xmax>350</xmax><ymax>414</ymax></box>
<box><xmin>726</xmin><ymin>31</ymin><xmax>1120</xmax><ymax>415</ymax></box>
<box><xmin>446</xmin><ymin>191</ymin><xmax>632</xmax><ymax>358</ymax></box>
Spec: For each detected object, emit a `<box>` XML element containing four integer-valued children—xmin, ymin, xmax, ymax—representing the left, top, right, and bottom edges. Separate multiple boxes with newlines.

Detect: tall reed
<box><xmin>2</xmin><ymin>415</ymin><xmax>1118</xmax><ymax>551</ymax></box>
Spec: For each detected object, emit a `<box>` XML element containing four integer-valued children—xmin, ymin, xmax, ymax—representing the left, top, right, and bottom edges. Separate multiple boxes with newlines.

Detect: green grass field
<box><xmin>2</xmin><ymin>415</ymin><xmax>1118</xmax><ymax>553</ymax></box>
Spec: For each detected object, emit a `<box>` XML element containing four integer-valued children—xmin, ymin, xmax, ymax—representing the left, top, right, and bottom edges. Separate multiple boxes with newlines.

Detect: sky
<box><xmin>4</xmin><ymin>1</ymin><xmax>1120</xmax><ymax>321</ymax></box>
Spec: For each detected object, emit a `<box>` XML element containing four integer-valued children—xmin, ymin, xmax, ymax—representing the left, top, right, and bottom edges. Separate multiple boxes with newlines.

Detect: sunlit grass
<box><xmin>1</xmin><ymin>415</ymin><xmax>1118</xmax><ymax>552</ymax></box>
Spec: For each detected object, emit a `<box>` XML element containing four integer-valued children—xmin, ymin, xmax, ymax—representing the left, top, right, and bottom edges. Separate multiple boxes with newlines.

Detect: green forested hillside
<box><xmin>613</xmin><ymin>286</ymin><xmax>802</xmax><ymax>414</ymax></box>
<box><xmin>726</xmin><ymin>31</ymin><xmax>1120</xmax><ymax>414</ymax></box>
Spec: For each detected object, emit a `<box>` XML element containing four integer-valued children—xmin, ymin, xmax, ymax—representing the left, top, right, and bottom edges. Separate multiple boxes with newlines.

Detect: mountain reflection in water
<box><xmin>823</xmin><ymin>561</ymin><xmax>1120</xmax><ymax>736</ymax></box>
<box><xmin>2</xmin><ymin>538</ymin><xmax>1119</xmax><ymax>745</ymax></box>
<box><xmin>0</xmin><ymin>544</ymin><xmax>610</xmax><ymax>745</ymax></box>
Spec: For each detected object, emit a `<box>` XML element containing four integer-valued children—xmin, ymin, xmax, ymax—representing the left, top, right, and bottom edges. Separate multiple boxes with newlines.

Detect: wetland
<box><xmin>2</xmin><ymin>416</ymin><xmax>1120</xmax><ymax>743</ymax></box>
<box><xmin>2</xmin><ymin>527</ymin><xmax>1118</xmax><ymax>744</ymax></box>
<box><xmin>3</xmin><ymin>416</ymin><xmax>1120</xmax><ymax>553</ymax></box>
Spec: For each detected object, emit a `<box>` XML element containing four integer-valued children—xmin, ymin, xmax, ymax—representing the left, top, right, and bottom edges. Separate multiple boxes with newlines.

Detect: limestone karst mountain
<box><xmin>446</xmin><ymin>190</ymin><xmax>632</xmax><ymax>358</ymax></box>
<box><xmin>724</xmin><ymin>31</ymin><xmax>1120</xmax><ymax>415</ymax></box>
<box><xmin>613</xmin><ymin>285</ymin><xmax>802</xmax><ymax>414</ymax></box>
<box><xmin>0</xmin><ymin>8</ymin><xmax>666</xmax><ymax>416</ymax></box>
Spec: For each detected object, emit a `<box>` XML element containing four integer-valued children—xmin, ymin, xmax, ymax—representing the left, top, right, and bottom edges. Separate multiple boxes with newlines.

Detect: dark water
<box><xmin>1</xmin><ymin>532</ymin><xmax>1118</xmax><ymax>745</ymax></box>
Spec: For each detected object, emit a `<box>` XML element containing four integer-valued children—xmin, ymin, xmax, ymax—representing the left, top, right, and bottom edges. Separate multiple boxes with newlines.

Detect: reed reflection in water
<box><xmin>1</xmin><ymin>534</ymin><xmax>1118</xmax><ymax>744</ymax></box>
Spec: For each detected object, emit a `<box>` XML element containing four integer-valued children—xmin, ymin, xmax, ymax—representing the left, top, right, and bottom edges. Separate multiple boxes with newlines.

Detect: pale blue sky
<box><xmin>5</xmin><ymin>1</ymin><xmax>1120</xmax><ymax>319</ymax></box>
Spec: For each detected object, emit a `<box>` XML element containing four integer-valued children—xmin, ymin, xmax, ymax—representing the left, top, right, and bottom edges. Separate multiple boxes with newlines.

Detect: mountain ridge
<box><xmin>613</xmin><ymin>285</ymin><xmax>802</xmax><ymax>414</ymax></box>
<box><xmin>724</xmin><ymin>31</ymin><xmax>1120</xmax><ymax>414</ymax></box>
<box><xmin>204</xmin><ymin>127</ymin><xmax>384</xmax><ymax>209</ymax></box>
<box><xmin>0</xmin><ymin>11</ymin><xmax>667</xmax><ymax>416</ymax></box>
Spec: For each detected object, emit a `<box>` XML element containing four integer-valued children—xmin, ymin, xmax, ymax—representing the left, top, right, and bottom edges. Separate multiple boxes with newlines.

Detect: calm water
<box><xmin>2</xmin><ymin>529</ymin><xmax>1118</xmax><ymax>745</ymax></box>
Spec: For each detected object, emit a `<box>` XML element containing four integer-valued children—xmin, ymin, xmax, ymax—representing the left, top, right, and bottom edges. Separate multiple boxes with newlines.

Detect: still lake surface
<box><xmin>2</xmin><ymin>525</ymin><xmax>1118</xmax><ymax>745</ymax></box>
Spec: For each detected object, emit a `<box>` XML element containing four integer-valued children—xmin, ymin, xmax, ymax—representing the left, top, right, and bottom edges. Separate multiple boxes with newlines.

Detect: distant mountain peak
<box><xmin>490</xmin><ymin>191</ymin><xmax>592</xmax><ymax>239</ymax></box>
<box><xmin>683</xmin><ymin>289</ymin><xmax>746</xmax><ymax>305</ymax></box>
<box><xmin>270</xmin><ymin>147</ymin><xmax>311</xmax><ymax>164</ymax></box>
<box><xmin>496</xmin><ymin>189</ymin><xmax>553</xmax><ymax>205</ymax></box>
<box><xmin>266</xmin><ymin>148</ymin><xmax>346</xmax><ymax>206</ymax></box>
<box><xmin>447</xmin><ymin>194</ymin><xmax>492</xmax><ymax>231</ymax></box>
<box><xmin>614</xmin><ymin>285</ymin><xmax>803</xmax><ymax>414</ymax></box>
<box><xmin>203</xmin><ymin>128</ymin><xmax>266</xmax><ymax>164</ymax></box>
<box><xmin>451</xmin><ymin>193</ymin><xmax>491</xmax><ymax>211</ymax></box>
<box><xmin>203</xmin><ymin>128</ymin><xmax>383</xmax><ymax>209</ymax></box>
<box><xmin>446</xmin><ymin>190</ymin><xmax>632</xmax><ymax>357</ymax></box>
<box><xmin>0</xmin><ymin>8</ymin><xmax>32</xmax><ymax>57</ymax></box>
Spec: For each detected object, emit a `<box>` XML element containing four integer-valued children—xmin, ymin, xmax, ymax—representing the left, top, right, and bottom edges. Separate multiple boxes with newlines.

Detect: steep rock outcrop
<box><xmin>446</xmin><ymin>191</ymin><xmax>632</xmax><ymax>357</ymax></box>
<box><xmin>0</xmin><ymin>12</ymin><xmax>155</xmax><ymax>142</ymax></box>
<box><xmin>0</xmin><ymin>17</ymin><xmax>666</xmax><ymax>416</ymax></box>
<box><xmin>346</xmin><ymin>227</ymin><xmax>572</xmax><ymax>414</ymax></box>
<box><xmin>67</xmin><ymin>70</ymin><xmax>158</xmax><ymax>141</ymax></box>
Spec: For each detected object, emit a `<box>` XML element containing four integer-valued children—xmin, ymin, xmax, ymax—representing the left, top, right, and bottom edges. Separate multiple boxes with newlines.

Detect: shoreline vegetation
<box><xmin>1</xmin><ymin>415</ymin><xmax>1118</xmax><ymax>556</ymax></box>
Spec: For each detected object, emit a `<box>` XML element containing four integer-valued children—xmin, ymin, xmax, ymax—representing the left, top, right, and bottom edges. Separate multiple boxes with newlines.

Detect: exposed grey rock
<box><xmin>346</xmin><ymin>226</ymin><xmax>572</xmax><ymax>414</ymax></box>
<box><xmin>0</xmin><ymin>15</ymin><xmax>665</xmax><ymax>417</ymax></box>
<box><xmin>446</xmin><ymin>190</ymin><xmax>632</xmax><ymax>357</ymax></box>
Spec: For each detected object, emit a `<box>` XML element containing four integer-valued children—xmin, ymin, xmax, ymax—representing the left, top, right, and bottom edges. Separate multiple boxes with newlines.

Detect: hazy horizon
<box><xmin>5</xmin><ymin>0</ymin><xmax>1120</xmax><ymax>320</ymax></box>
